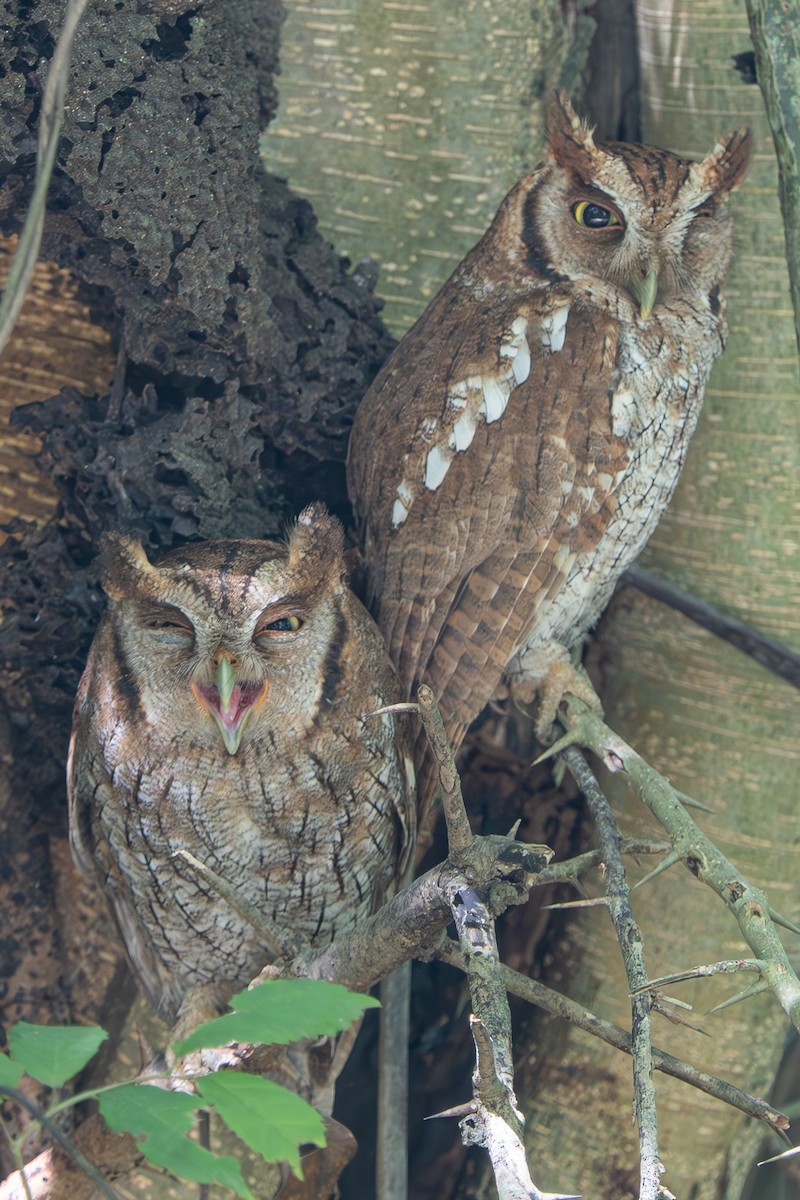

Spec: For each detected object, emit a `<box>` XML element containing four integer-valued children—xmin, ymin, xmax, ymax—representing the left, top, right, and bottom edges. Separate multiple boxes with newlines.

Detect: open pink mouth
<box><xmin>192</xmin><ymin>678</ymin><xmax>268</xmax><ymax>753</ymax></box>
<box><xmin>193</xmin><ymin>679</ymin><xmax>267</xmax><ymax>729</ymax></box>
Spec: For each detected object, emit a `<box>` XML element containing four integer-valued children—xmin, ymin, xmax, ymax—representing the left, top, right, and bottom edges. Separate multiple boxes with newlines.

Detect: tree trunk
<box><xmin>264</xmin><ymin>0</ymin><xmax>567</xmax><ymax>334</ymax></box>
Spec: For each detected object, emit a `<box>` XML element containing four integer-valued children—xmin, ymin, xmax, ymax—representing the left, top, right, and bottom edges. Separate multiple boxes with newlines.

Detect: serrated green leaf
<box><xmin>0</xmin><ymin>1053</ymin><xmax>23</xmax><ymax>1089</ymax></box>
<box><xmin>198</xmin><ymin>1071</ymin><xmax>326</xmax><ymax>1179</ymax></box>
<box><xmin>99</xmin><ymin>1083</ymin><xmax>254</xmax><ymax>1199</ymax></box>
<box><xmin>7</xmin><ymin>1022</ymin><xmax>107</xmax><ymax>1088</ymax></box>
<box><xmin>174</xmin><ymin>979</ymin><xmax>378</xmax><ymax>1055</ymax></box>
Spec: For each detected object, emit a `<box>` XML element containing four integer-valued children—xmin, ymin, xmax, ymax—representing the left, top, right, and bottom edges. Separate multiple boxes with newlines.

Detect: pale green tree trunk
<box><xmin>263</xmin><ymin>0</ymin><xmax>566</xmax><ymax>334</ymax></box>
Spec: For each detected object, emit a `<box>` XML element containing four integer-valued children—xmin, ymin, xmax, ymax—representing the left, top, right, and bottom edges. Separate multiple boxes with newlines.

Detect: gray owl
<box><xmin>68</xmin><ymin>504</ymin><xmax>415</xmax><ymax>1021</ymax></box>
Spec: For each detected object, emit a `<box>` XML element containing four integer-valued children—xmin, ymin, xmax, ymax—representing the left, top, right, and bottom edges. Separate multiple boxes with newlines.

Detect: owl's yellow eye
<box><xmin>255</xmin><ymin>614</ymin><xmax>303</xmax><ymax>638</ymax></box>
<box><xmin>572</xmin><ymin>200</ymin><xmax>621</xmax><ymax>229</ymax></box>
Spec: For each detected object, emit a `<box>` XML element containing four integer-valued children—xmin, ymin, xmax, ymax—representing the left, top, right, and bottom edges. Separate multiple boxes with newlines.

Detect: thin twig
<box><xmin>624</xmin><ymin>564</ymin><xmax>800</xmax><ymax>690</ymax></box>
<box><xmin>416</xmin><ymin>684</ymin><xmax>472</xmax><ymax>852</ymax></box>
<box><xmin>560</xmin><ymin>746</ymin><xmax>671</xmax><ymax>1200</ymax></box>
<box><xmin>0</xmin><ymin>0</ymin><xmax>93</xmax><ymax>360</ymax></box>
<box><xmin>419</xmin><ymin>686</ymin><xmax>569</xmax><ymax>1200</ymax></box>
<box><xmin>546</xmin><ymin>699</ymin><xmax>800</xmax><ymax>1029</ymax></box>
<box><xmin>435</xmin><ymin>940</ymin><xmax>789</xmax><ymax>1133</ymax></box>
<box><xmin>0</xmin><ymin>1087</ymin><xmax>123</xmax><ymax>1200</ymax></box>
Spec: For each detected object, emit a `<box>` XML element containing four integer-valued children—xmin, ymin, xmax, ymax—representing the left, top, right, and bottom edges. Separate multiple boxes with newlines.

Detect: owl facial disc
<box><xmin>192</xmin><ymin>656</ymin><xmax>268</xmax><ymax>754</ymax></box>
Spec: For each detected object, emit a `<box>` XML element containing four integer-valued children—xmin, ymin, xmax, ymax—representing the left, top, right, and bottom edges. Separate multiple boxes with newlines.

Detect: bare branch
<box><xmin>436</xmin><ymin>940</ymin><xmax>789</xmax><ymax>1133</ymax></box>
<box><xmin>560</xmin><ymin>746</ymin><xmax>670</xmax><ymax>1200</ymax></box>
<box><xmin>548</xmin><ymin>698</ymin><xmax>800</xmax><ymax>1030</ymax></box>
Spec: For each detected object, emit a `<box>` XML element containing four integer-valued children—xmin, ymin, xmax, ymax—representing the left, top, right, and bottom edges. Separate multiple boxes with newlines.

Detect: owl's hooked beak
<box><xmin>631</xmin><ymin>267</ymin><xmax>659</xmax><ymax>320</ymax></box>
<box><xmin>192</xmin><ymin>656</ymin><xmax>269</xmax><ymax>755</ymax></box>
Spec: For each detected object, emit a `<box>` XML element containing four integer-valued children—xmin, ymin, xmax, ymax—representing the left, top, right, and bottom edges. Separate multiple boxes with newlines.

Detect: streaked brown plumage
<box><xmin>347</xmin><ymin>93</ymin><xmax>750</xmax><ymax>807</ymax></box>
<box><xmin>68</xmin><ymin>504</ymin><xmax>414</xmax><ymax>1022</ymax></box>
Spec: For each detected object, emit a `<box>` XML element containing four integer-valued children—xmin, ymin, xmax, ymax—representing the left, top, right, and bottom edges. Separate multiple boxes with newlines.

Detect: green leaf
<box><xmin>198</xmin><ymin>1071</ymin><xmax>326</xmax><ymax>1179</ymax></box>
<box><xmin>99</xmin><ymin>1083</ymin><xmax>254</xmax><ymax>1200</ymax></box>
<box><xmin>0</xmin><ymin>1053</ymin><xmax>24</xmax><ymax>1089</ymax></box>
<box><xmin>174</xmin><ymin>979</ymin><xmax>379</xmax><ymax>1055</ymax></box>
<box><xmin>7</xmin><ymin>1022</ymin><xmax>107</xmax><ymax>1088</ymax></box>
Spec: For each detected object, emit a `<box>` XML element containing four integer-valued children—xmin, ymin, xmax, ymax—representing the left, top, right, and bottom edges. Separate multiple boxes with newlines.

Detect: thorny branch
<box><xmin>559</xmin><ymin>746</ymin><xmax>672</xmax><ymax>1200</ymax></box>
<box><xmin>434</xmin><ymin>940</ymin><xmax>788</xmax><ymax>1132</ymax></box>
<box><xmin>418</xmin><ymin>685</ymin><xmax>572</xmax><ymax>1200</ymax></box>
<box><xmin>545</xmin><ymin>697</ymin><xmax>800</xmax><ymax>1030</ymax></box>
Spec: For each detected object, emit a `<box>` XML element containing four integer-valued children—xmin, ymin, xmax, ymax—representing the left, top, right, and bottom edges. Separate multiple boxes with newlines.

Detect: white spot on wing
<box><xmin>540</xmin><ymin>304</ymin><xmax>570</xmax><ymax>353</ymax></box>
<box><xmin>392</xmin><ymin>498</ymin><xmax>409</xmax><ymax>528</ymax></box>
<box><xmin>451</xmin><ymin>409</ymin><xmax>478</xmax><ymax>451</ymax></box>
<box><xmin>396</xmin><ymin>311</ymin><xmax>535</xmax><ymax>521</ymax></box>
<box><xmin>482</xmin><ymin>377</ymin><xmax>510</xmax><ymax>424</ymax></box>
<box><xmin>425</xmin><ymin>443</ymin><xmax>453</xmax><ymax>490</ymax></box>
<box><xmin>512</xmin><ymin>340</ymin><xmax>531</xmax><ymax>384</ymax></box>
<box><xmin>391</xmin><ymin>479</ymin><xmax>415</xmax><ymax>528</ymax></box>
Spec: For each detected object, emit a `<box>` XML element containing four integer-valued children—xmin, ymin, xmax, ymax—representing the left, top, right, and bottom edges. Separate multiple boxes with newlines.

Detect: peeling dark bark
<box><xmin>0</xmin><ymin>0</ymin><xmax>395</xmax><ymax>786</ymax></box>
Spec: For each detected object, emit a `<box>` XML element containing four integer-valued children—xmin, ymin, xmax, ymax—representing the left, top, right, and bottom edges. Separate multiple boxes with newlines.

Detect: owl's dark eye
<box><xmin>254</xmin><ymin>613</ymin><xmax>304</xmax><ymax>641</ymax></box>
<box><xmin>572</xmin><ymin>200</ymin><xmax>621</xmax><ymax>229</ymax></box>
<box><xmin>143</xmin><ymin>606</ymin><xmax>195</xmax><ymax>643</ymax></box>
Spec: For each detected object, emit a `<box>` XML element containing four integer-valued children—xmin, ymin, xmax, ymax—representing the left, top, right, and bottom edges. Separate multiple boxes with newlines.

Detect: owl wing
<box><xmin>67</xmin><ymin>630</ymin><xmax>184</xmax><ymax>1018</ymax></box>
<box><xmin>348</xmin><ymin>282</ymin><xmax>629</xmax><ymax>748</ymax></box>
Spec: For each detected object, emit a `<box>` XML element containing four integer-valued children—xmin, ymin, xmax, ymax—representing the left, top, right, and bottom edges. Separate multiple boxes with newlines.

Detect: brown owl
<box><xmin>67</xmin><ymin>504</ymin><xmax>414</xmax><ymax>1022</ymax></box>
<box><xmin>347</xmin><ymin>92</ymin><xmax>750</xmax><ymax>805</ymax></box>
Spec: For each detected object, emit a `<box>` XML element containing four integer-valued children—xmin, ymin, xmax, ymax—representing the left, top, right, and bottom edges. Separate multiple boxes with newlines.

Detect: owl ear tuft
<box><xmin>287</xmin><ymin>503</ymin><xmax>346</xmax><ymax>587</ymax></box>
<box><xmin>547</xmin><ymin>90</ymin><xmax>599</xmax><ymax>173</ymax></box>
<box><xmin>696</xmin><ymin>128</ymin><xmax>752</xmax><ymax>197</ymax></box>
<box><xmin>100</xmin><ymin>533</ymin><xmax>161</xmax><ymax>601</ymax></box>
